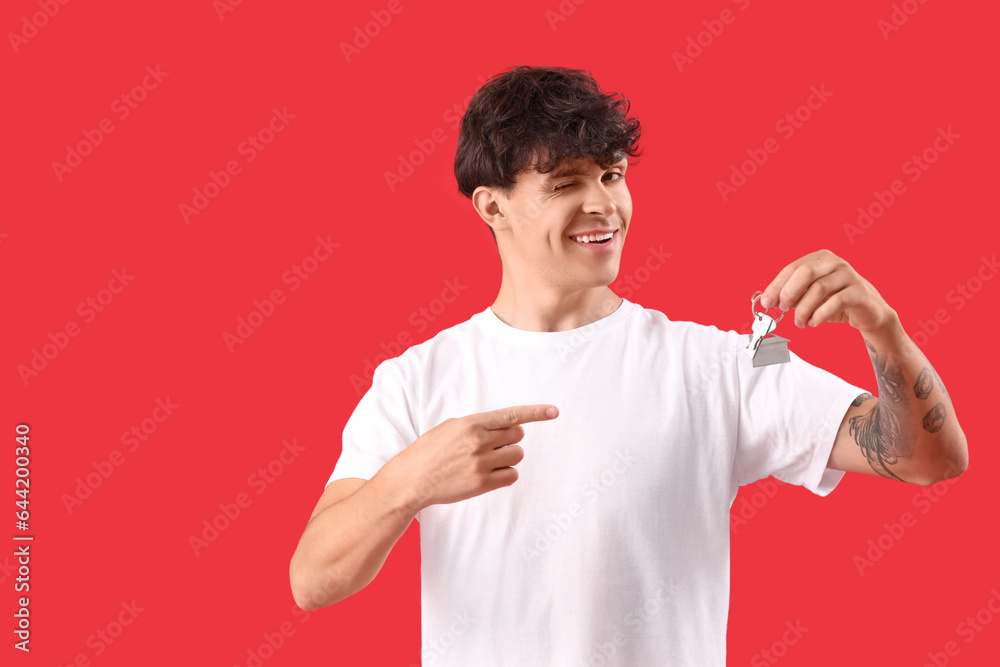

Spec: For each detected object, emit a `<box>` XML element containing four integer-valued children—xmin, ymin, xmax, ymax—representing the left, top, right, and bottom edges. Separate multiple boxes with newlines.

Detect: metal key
<box><xmin>744</xmin><ymin>291</ymin><xmax>790</xmax><ymax>366</ymax></box>
<box><xmin>745</xmin><ymin>313</ymin><xmax>776</xmax><ymax>359</ymax></box>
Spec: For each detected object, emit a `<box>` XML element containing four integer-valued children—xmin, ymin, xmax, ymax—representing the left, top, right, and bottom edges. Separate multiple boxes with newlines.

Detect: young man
<box><xmin>289</xmin><ymin>66</ymin><xmax>967</xmax><ymax>665</ymax></box>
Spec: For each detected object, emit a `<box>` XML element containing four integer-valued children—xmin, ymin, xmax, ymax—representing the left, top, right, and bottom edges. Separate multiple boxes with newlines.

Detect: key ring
<box><xmin>751</xmin><ymin>291</ymin><xmax>784</xmax><ymax>324</ymax></box>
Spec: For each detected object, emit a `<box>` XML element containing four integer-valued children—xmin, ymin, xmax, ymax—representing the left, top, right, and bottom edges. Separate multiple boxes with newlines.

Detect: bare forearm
<box><xmin>854</xmin><ymin>310</ymin><xmax>968</xmax><ymax>484</ymax></box>
<box><xmin>290</xmin><ymin>464</ymin><xmax>420</xmax><ymax>610</ymax></box>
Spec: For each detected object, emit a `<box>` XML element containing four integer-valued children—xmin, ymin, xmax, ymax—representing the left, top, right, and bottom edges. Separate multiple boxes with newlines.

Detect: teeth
<box><xmin>571</xmin><ymin>231</ymin><xmax>614</xmax><ymax>243</ymax></box>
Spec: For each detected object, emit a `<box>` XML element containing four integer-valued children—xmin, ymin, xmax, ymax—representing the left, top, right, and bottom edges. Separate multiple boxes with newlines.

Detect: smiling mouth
<box><xmin>569</xmin><ymin>230</ymin><xmax>616</xmax><ymax>244</ymax></box>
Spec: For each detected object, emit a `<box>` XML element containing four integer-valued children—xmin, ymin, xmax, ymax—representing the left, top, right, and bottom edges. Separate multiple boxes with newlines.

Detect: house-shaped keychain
<box><xmin>745</xmin><ymin>291</ymin><xmax>791</xmax><ymax>368</ymax></box>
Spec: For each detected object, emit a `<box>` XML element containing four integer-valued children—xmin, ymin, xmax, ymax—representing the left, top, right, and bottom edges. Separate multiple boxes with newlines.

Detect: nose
<box><xmin>582</xmin><ymin>181</ymin><xmax>618</xmax><ymax>218</ymax></box>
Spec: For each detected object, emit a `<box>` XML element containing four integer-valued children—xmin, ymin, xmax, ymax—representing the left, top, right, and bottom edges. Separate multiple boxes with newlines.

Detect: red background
<box><xmin>4</xmin><ymin>0</ymin><xmax>998</xmax><ymax>665</ymax></box>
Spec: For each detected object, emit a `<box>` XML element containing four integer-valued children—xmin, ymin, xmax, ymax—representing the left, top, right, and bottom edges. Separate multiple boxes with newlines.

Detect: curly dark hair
<box><xmin>454</xmin><ymin>65</ymin><xmax>642</xmax><ymax>245</ymax></box>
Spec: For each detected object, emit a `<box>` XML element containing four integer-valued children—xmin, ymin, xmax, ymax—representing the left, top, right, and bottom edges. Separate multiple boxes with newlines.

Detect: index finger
<box><xmin>761</xmin><ymin>256</ymin><xmax>807</xmax><ymax>310</ymax></box>
<box><xmin>479</xmin><ymin>404</ymin><xmax>559</xmax><ymax>430</ymax></box>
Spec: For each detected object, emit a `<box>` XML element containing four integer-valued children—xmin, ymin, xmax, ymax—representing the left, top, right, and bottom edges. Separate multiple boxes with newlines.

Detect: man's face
<box><xmin>492</xmin><ymin>155</ymin><xmax>632</xmax><ymax>294</ymax></box>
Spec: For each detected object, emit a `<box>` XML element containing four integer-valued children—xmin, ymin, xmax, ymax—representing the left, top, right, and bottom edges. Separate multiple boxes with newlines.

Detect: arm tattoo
<box><xmin>852</xmin><ymin>392</ymin><xmax>874</xmax><ymax>407</ymax></box>
<box><xmin>851</xmin><ymin>339</ymin><xmax>912</xmax><ymax>482</ymax></box>
<box><xmin>877</xmin><ymin>364</ymin><xmax>904</xmax><ymax>403</ymax></box>
<box><xmin>866</xmin><ymin>339</ymin><xmax>904</xmax><ymax>403</ymax></box>
<box><xmin>922</xmin><ymin>403</ymin><xmax>946</xmax><ymax>433</ymax></box>
<box><xmin>932</xmin><ymin>367</ymin><xmax>949</xmax><ymax>397</ymax></box>
<box><xmin>849</xmin><ymin>401</ymin><xmax>905</xmax><ymax>482</ymax></box>
<box><xmin>914</xmin><ymin>367</ymin><xmax>934</xmax><ymax>399</ymax></box>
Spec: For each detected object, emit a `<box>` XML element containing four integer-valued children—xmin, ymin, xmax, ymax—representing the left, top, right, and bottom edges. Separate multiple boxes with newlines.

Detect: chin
<box><xmin>591</xmin><ymin>271</ymin><xmax>620</xmax><ymax>288</ymax></box>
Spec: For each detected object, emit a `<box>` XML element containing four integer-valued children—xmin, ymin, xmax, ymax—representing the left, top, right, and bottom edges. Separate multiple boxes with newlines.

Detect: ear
<box><xmin>472</xmin><ymin>186</ymin><xmax>512</xmax><ymax>235</ymax></box>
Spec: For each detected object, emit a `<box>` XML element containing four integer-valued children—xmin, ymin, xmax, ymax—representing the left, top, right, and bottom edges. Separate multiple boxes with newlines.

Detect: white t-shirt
<box><xmin>326</xmin><ymin>298</ymin><xmax>868</xmax><ymax>666</ymax></box>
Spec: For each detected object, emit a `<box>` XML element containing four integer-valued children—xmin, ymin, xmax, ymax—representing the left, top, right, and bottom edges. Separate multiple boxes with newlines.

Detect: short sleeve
<box><xmin>733</xmin><ymin>335</ymin><xmax>871</xmax><ymax>496</ymax></box>
<box><xmin>326</xmin><ymin>358</ymin><xmax>419</xmax><ymax>488</ymax></box>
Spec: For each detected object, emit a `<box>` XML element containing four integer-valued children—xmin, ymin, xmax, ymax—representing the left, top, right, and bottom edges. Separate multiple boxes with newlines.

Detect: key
<box><xmin>745</xmin><ymin>313</ymin><xmax>776</xmax><ymax>359</ymax></box>
<box><xmin>744</xmin><ymin>291</ymin><xmax>790</xmax><ymax>367</ymax></box>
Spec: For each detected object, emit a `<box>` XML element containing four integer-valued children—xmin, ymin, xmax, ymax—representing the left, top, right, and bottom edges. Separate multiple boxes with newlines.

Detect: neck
<box><xmin>490</xmin><ymin>272</ymin><xmax>623</xmax><ymax>332</ymax></box>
